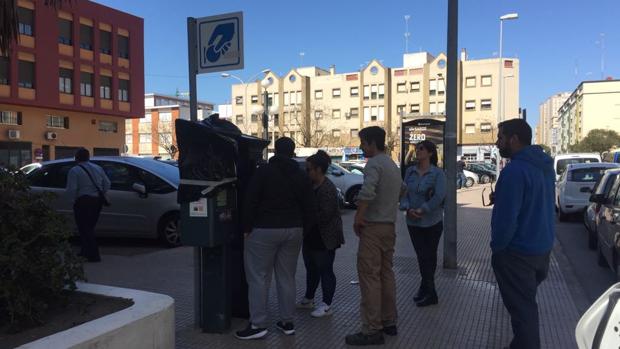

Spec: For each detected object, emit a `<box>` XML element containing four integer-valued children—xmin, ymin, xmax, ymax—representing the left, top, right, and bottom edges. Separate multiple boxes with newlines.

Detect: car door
<box><xmin>599</xmin><ymin>178</ymin><xmax>620</xmax><ymax>262</ymax></box>
<box><xmin>27</xmin><ymin>162</ymin><xmax>76</xmax><ymax>230</ymax></box>
<box><xmin>326</xmin><ymin>164</ymin><xmax>346</xmax><ymax>192</ymax></box>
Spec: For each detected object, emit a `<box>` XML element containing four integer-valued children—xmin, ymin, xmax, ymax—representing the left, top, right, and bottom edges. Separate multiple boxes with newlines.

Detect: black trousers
<box><xmin>74</xmin><ymin>195</ymin><xmax>103</xmax><ymax>261</ymax></box>
<box><xmin>492</xmin><ymin>249</ymin><xmax>550</xmax><ymax>349</ymax></box>
<box><xmin>303</xmin><ymin>247</ymin><xmax>337</xmax><ymax>305</ymax></box>
<box><xmin>407</xmin><ymin>221</ymin><xmax>443</xmax><ymax>292</ymax></box>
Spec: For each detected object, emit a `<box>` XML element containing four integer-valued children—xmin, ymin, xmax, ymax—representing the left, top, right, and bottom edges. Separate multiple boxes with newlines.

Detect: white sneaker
<box><xmin>311</xmin><ymin>302</ymin><xmax>333</xmax><ymax>318</ymax></box>
<box><xmin>296</xmin><ymin>298</ymin><xmax>314</xmax><ymax>309</ymax></box>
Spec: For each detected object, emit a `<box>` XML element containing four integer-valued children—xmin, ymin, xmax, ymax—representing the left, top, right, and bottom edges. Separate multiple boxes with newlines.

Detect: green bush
<box><xmin>0</xmin><ymin>170</ymin><xmax>85</xmax><ymax>332</ymax></box>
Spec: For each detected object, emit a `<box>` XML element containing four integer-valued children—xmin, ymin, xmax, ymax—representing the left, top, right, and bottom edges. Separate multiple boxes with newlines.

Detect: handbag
<box><xmin>79</xmin><ymin>164</ymin><xmax>111</xmax><ymax>207</ymax></box>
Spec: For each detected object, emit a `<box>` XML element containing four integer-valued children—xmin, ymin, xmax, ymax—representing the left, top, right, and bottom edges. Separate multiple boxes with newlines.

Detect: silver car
<box><xmin>21</xmin><ymin>156</ymin><xmax>181</xmax><ymax>247</ymax></box>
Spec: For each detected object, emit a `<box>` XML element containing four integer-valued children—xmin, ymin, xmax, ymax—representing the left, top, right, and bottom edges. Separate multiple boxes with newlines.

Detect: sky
<box><xmin>96</xmin><ymin>0</ymin><xmax>620</xmax><ymax>129</ymax></box>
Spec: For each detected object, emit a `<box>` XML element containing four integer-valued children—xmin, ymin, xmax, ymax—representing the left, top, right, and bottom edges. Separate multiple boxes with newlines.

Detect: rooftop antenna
<box><xmin>595</xmin><ymin>33</ymin><xmax>605</xmax><ymax>79</ymax></box>
<box><xmin>404</xmin><ymin>15</ymin><xmax>411</xmax><ymax>53</ymax></box>
<box><xmin>299</xmin><ymin>52</ymin><xmax>305</xmax><ymax>67</ymax></box>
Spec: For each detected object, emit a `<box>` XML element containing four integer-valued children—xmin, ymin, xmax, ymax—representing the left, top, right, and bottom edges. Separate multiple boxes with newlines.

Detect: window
<box><xmin>437</xmin><ymin>101</ymin><xmax>445</xmax><ymax>114</ymax></box>
<box><xmin>283</xmin><ymin>92</ymin><xmax>289</xmax><ymax>105</ymax></box>
<box><xmin>251</xmin><ymin>95</ymin><xmax>258</xmax><ymax>104</ymax></box>
<box><xmin>289</xmin><ymin>91</ymin><xmax>296</xmax><ymax>105</ymax></box>
<box><xmin>58</xmin><ymin>19</ymin><xmax>72</xmax><ymax>45</ymax></box>
<box><xmin>18</xmin><ymin>7</ymin><xmax>34</xmax><ymax>36</ymax></box>
<box><xmin>118</xmin><ymin>79</ymin><xmax>129</xmax><ymax>102</ymax></box>
<box><xmin>0</xmin><ymin>56</ymin><xmax>8</xmax><ymax>85</ymax></box>
<box><xmin>410</xmin><ymin>104</ymin><xmax>420</xmax><ymax>114</ymax></box>
<box><xmin>481</xmin><ymin>99</ymin><xmax>492</xmax><ymax>110</ymax></box>
<box><xmin>251</xmin><ymin>114</ymin><xmax>258</xmax><ymax>122</ymax></box>
<box><xmin>350</xmin><ymin>129</ymin><xmax>359</xmax><ymax>138</ymax></box>
<box><xmin>465</xmin><ymin>76</ymin><xmax>476</xmax><ymax>87</ymax></box>
<box><xmin>363</xmin><ymin>107</ymin><xmax>370</xmax><ymax>122</ymax></box>
<box><xmin>0</xmin><ymin>111</ymin><xmax>20</xmax><ymax>125</ymax></box>
<box><xmin>315</xmin><ymin>90</ymin><xmax>323</xmax><ymax>99</ymax></box>
<box><xmin>125</xmin><ymin>134</ymin><xmax>132</xmax><ymax>144</ymax></box>
<box><xmin>59</xmin><ymin>68</ymin><xmax>72</xmax><ymax>94</ymax></box>
<box><xmin>378</xmin><ymin>84</ymin><xmax>385</xmax><ymax>99</ymax></box>
<box><xmin>465</xmin><ymin>100</ymin><xmax>476</xmax><ymax>111</ymax></box>
<box><xmin>378</xmin><ymin>106</ymin><xmax>385</xmax><ymax>121</ymax></box>
<box><xmin>236</xmin><ymin>114</ymin><xmax>243</xmax><ymax>123</ymax></box>
<box><xmin>296</xmin><ymin>91</ymin><xmax>302</xmax><ymax>104</ymax></box>
<box><xmin>315</xmin><ymin>110</ymin><xmax>323</xmax><ymax>119</ymax></box>
<box><xmin>363</xmin><ymin>85</ymin><xmax>370</xmax><ymax>99</ymax></box>
<box><xmin>371</xmin><ymin>85</ymin><xmax>378</xmax><ymax>99</ymax></box>
<box><xmin>235</xmin><ymin>96</ymin><xmax>243</xmax><ymax>105</ymax></box>
<box><xmin>463</xmin><ymin>153</ymin><xmax>477</xmax><ymax>161</ymax></box>
<box><xmin>332</xmin><ymin>129</ymin><xmax>341</xmax><ymax>138</ymax></box>
<box><xmin>139</xmin><ymin>133</ymin><xmax>151</xmax><ymax>143</ymax></box>
<box><xmin>18</xmin><ymin>61</ymin><xmax>34</xmax><ymax>88</ymax></box>
<box><xmin>429</xmin><ymin>80</ymin><xmax>437</xmax><ymax>96</ymax></box>
<box><xmin>349</xmin><ymin>107</ymin><xmax>359</xmax><ymax>118</ymax></box>
<box><xmin>46</xmin><ymin>115</ymin><xmax>69</xmax><ymax>129</ymax></box>
<box><xmin>410</xmin><ymin>81</ymin><xmax>420</xmax><ymax>92</ymax></box>
<box><xmin>350</xmin><ymin>87</ymin><xmax>359</xmax><ymax>97</ymax></box>
<box><xmin>80</xmin><ymin>72</ymin><xmax>93</xmax><ymax>96</ymax></box>
<box><xmin>397</xmin><ymin>105</ymin><xmax>406</xmax><ymax>116</ymax></box>
<box><xmin>437</xmin><ymin>79</ymin><xmax>445</xmax><ymax>95</ymax></box>
<box><xmin>332</xmin><ymin>88</ymin><xmax>341</xmax><ymax>98</ymax></box>
<box><xmin>100</xmin><ymin>76</ymin><xmax>112</xmax><ymax>99</ymax></box>
<box><xmin>397</xmin><ymin>83</ymin><xmax>406</xmax><ymax>93</ymax></box>
<box><xmin>481</xmin><ymin>123</ymin><xmax>492</xmax><ymax>133</ymax></box>
<box><xmin>465</xmin><ymin>124</ymin><xmax>476</xmax><ymax>134</ymax></box>
<box><xmin>333</xmin><ymin>109</ymin><xmax>341</xmax><ymax>119</ymax></box>
<box><xmin>370</xmin><ymin>106</ymin><xmax>378</xmax><ymax>121</ymax></box>
<box><xmin>100</xmin><ymin>30</ymin><xmax>112</xmax><ymax>54</ymax></box>
<box><xmin>430</xmin><ymin>102</ymin><xmax>437</xmax><ymax>115</ymax></box>
<box><xmin>142</xmin><ymin>113</ymin><xmax>152</xmax><ymax>123</ymax></box>
<box><xmin>79</xmin><ymin>25</ymin><xmax>93</xmax><ymax>50</ymax></box>
<box><xmin>158</xmin><ymin>111</ymin><xmax>172</xmax><ymax>122</ymax></box>
<box><xmin>118</xmin><ymin>35</ymin><xmax>129</xmax><ymax>59</ymax></box>
<box><xmin>481</xmin><ymin>75</ymin><xmax>492</xmax><ymax>87</ymax></box>
<box><xmin>99</xmin><ymin>121</ymin><xmax>118</xmax><ymax>133</ymax></box>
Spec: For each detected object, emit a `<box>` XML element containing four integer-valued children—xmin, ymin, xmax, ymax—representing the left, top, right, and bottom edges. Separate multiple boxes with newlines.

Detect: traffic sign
<box><xmin>195</xmin><ymin>12</ymin><xmax>244</xmax><ymax>74</ymax></box>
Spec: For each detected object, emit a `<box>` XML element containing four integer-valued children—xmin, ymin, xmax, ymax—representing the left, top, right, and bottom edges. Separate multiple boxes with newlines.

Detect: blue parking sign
<box><xmin>196</xmin><ymin>12</ymin><xmax>244</xmax><ymax>73</ymax></box>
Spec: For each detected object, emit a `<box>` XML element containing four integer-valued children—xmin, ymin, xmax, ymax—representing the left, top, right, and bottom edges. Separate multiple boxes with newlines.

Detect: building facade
<box><xmin>228</xmin><ymin>51</ymin><xmax>519</xmax><ymax>161</ymax></box>
<box><xmin>125</xmin><ymin>93</ymin><xmax>213</xmax><ymax>158</ymax></box>
<box><xmin>558</xmin><ymin>80</ymin><xmax>620</xmax><ymax>153</ymax></box>
<box><xmin>0</xmin><ymin>0</ymin><xmax>144</xmax><ymax>168</ymax></box>
<box><xmin>537</xmin><ymin>92</ymin><xmax>570</xmax><ymax>154</ymax></box>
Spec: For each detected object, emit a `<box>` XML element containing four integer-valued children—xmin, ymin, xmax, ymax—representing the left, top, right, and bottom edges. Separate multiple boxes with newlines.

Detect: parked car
<box><xmin>462</xmin><ymin>169</ymin><xmax>478</xmax><ymax>188</ymax></box>
<box><xmin>338</xmin><ymin>161</ymin><xmax>366</xmax><ymax>175</ymax></box>
<box><xmin>556</xmin><ymin>163</ymin><xmax>620</xmax><ymax>222</ymax></box>
<box><xmin>21</xmin><ymin>156</ymin><xmax>181</xmax><ymax>247</ymax></box>
<box><xmin>554</xmin><ymin>153</ymin><xmax>602</xmax><ymax>181</ymax></box>
<box><xmin>295</xmin><ymin>158</ymin><xmax>363</xmax><ymax>206</ymax></box>
<box><xmin>466</xmin><ymin>163</ymin><xmax>496</xmax><ymax>184</ymax></box>
<box><xmin>596</xmin><ymin>172</ymin><xmax>620</xmax><ymax>277</ymax></box>
<box><xmin>585</xmin><ymin>169</ymin><xmax>620</xmax><ymax>249</ymax></box>
<box><xmin>575</xmin><ymin>282</ymin><xmax>620</xmax><ymax>349</ymax></box>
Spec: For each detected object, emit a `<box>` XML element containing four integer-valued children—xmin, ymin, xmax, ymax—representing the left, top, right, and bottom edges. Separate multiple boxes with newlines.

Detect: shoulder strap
<box><xmin>78</xmin><ymin>164</ymin><xmax>104</xmax><ymax>195</ymax></box>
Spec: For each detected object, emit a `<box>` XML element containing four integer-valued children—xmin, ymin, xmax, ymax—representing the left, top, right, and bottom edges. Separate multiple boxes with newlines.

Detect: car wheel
<box><xmin>465</xmin><ymin>177</ymin><xmax>474</xmax><ymax>188</ymax></box>
<box><xmin>346</xmin><ymin>185</ymin><xmax>361</xmax><ymax>208</ymax></box>
<box><xmin>598</xmin><ymin>242</ymin><xmax>609</xmax><ymax>268</ymax></box>
<box><xmin>588</xmin><ymin>229</ymin><xmax>598</xmax><ymax>250</ymax></box>
<box><xmin>480</xmin><ymin>175</ymin><xmax>491</xmax><ymax>184</ymax></box>
<box><xmin>158</xmin><ymin>212</ymin><xmax>181</xmax><ymax>248</ymax></box>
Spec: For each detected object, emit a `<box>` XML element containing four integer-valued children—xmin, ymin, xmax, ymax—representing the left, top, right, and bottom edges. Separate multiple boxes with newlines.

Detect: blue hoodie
<box><xmin>491</xmin><ymin>145</ymin><xmax>555</xmax><ymax>255</ymax></box>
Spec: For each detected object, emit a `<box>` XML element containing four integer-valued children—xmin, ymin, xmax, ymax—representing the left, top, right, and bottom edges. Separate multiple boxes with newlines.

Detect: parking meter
<box><xmin>175</xmin><ymin>115</ymin><xmax>268</xmax><ymax>333</ymax></box>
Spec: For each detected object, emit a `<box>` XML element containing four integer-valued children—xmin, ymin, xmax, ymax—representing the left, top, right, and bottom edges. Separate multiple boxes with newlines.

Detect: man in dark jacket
<box><xmin>491</xmin><ymin>119</ymin><xmax>555</xmax><ymax>349</ymax></box>
<box><xmin>235</xmin><ymin>137</ymin><xmax>316</xmax><ymax>340</ymax></box>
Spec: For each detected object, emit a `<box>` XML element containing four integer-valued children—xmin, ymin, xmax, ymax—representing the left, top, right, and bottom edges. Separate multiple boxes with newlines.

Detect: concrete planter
<box><xmin>17</xmin><ymin>283</ymin><xmax>175</xmax><ymax>349</ymax></box>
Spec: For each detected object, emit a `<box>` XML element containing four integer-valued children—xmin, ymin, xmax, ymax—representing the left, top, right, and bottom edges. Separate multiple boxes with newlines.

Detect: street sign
<box><xmin>195</xmin><ymin>12</ymin><xmax>244</xmax><ymax>74</ymax></box>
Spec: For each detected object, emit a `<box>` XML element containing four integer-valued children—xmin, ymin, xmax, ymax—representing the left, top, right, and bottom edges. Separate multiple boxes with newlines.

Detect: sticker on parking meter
<box><xmin>189</xmin><ymin>198</ymin><xmax>208</xmax><ymax>217</ymax></box>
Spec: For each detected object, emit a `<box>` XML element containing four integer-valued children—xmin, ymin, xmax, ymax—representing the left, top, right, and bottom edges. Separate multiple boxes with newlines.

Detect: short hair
<box><xmin>358</xmin><ymin>126</ymin><xmax>386</xmax><ymax>151</ymax></box>
<box><xmin>75</xmin><ymin>148</ymin><xmax>90</xmax><ymax>162</ymax></box>
<box><xmin>275</xmin><ymin>137</ymin><xmax>295</xmax><ymax>157</ymax></box>
<box><xmin>307</xmin><ymin>150</ymin><xmax>331</xmax><ymax>174</ymax></box>
<box><xmin>498</xmin><ymin>119</ymin><xmax>532</xmax><ymax>146</ymax></box>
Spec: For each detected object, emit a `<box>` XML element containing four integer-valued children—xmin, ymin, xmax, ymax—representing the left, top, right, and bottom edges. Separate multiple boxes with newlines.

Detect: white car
<box><xmin>584</xmin><ymin>169</ymin><xmax>620</xmax><ymax>249</ymax></box>
<box><xmin>295</xmin><ymin>158</ymin><xmax>363</xmax><ymax>205</ymax></box>
<box><xmin>554</xmin><ymin>153</ymin><xmax>602</xmax><ymax>181</ymax></box>
<box><xmin>556</xmin><ymin>162</ymin><xmax>620</xmax><ymax>221</ymax></box>
<box><xmin>463</xmin><ymin>169</ymin><xmax>478</xmax><ymax>188</ymax></box>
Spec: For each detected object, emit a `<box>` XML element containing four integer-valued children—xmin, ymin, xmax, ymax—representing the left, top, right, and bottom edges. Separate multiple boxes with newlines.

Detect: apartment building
<box><xmin>0</xmin><ymin>0</ymin><xmax>144</xmax><ymax>168</ymax></box>
<box><xmin>537</xmin><ymin>92</ymin><xmax>570</xmax><ymax>154</ymax></box>
<box><xmin>558</xmin><ymin>79</ymin><xmax>620</xmax><ymax>153</ymax></box>
<box><xmin>229</xmin><ymin>51</ymin><xmax>519</xmax><ymax>161</ymax></box>
<box><xmin>125</xmin><ymin>93</ymin><xmax>213</xmax><ymax>158</ymax></box>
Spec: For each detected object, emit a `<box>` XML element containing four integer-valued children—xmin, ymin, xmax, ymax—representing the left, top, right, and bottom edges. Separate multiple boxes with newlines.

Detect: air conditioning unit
<box><xmin>45</xmin><ymin>131</ymin><xmax>58</xmax><ymax>140</ymax></box>
<box><xmin>8</xmin><ymin>129</ymin><xmax>20</xmax><ymax>139</ymax></box>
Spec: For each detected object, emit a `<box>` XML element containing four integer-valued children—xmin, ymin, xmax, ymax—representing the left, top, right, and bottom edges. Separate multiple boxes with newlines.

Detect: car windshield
<box><xmin>569</xmin><ymin>167</ymin><xmax>609</xmax><ymax>183</ymax></box>
<box><xmin>20</xmin><ymin>163</ymin><xmax>41</xmax><ymax>175</ymax></box>
<box><xmin>557</xmin><ymin>158</ymin><xmax>599</xmax><ymax>175</ymax></box>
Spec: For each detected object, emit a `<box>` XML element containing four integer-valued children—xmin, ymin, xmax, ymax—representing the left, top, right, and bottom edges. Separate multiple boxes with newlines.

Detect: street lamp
<box><xmin>496</xmin><ymin>12</ymin><xmax>518</xmax><ymax>179</ymax></box>
<box><xmin>260</xmin><ymin>77</ymin><xmax>274</xmax><ymax>154</ymax></box>
<box><xmin>221</xmin><ymin>69</ymin><xmax>270</xmax><ymax>132</ymax></box>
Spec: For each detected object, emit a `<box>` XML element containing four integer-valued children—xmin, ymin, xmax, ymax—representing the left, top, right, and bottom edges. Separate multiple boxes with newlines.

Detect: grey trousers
<box><xmin>244</xmin><ymin>227</ymin><xmax>303</xmax><ymax>327</ymax></box>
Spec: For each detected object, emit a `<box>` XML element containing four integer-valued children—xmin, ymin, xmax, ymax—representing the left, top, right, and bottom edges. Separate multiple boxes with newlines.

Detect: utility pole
<box><xmin>443</xmin><ymin>0</ymin><xmax>458</xmax><ymax>269</ymax></box>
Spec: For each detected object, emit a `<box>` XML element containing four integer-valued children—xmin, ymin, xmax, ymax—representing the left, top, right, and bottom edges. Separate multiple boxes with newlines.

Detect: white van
<box><xmin>554</xmin><ymin>153</ymin><xmax>602</xmax><ymax>180</ymax></box>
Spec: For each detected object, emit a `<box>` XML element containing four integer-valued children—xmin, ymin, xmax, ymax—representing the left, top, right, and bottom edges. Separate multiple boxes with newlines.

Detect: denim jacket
<box><xmin>399</xmin><ymin>165</ymin><xmax>447</xmax><ymax>227</ymax></box>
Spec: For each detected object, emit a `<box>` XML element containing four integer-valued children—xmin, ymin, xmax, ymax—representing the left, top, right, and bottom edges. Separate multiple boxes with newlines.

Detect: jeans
<box><xmin>457</xmin><ymin>172</ymin><xmax>467</xmax><ymax>188</ymax></box>
<box><xmin>407</xmin><ymin>221</ymin><xmax>443</xmax><ymax>293</ymax></box>
<box><xmin>303</xmin><ymin>247</ymin><xmax>337</xmax><ymax>305</ymax></box>
<box><xmin>74</xmin><ymin>195</ymin><xmax>103</xmax><ymax>261</ymax></box>
<box><xmin>492</xmin><ymin>249</ymin><xmax>550</xmax><ymax>349</ymax></box>
<box><xmin>244</xmin><ymin>227</ymin><xmax>303</xmax><ymax>327</ymax></box>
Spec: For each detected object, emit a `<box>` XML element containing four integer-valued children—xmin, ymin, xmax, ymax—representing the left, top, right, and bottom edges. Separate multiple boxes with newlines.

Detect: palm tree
<box><xmin>0</xmin><ymin>0</ymin><xmax>69</xmax><ymax>54</ymax></box>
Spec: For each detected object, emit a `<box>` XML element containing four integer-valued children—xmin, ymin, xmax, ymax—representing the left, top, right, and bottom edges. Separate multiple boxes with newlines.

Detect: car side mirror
<box><xmin>132</xmin><ymin>182</ymin><xmax>147</xmax><ymax>195</ymax></box>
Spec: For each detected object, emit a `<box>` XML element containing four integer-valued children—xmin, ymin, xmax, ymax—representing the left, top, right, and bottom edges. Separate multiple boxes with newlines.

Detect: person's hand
<box><xmin>353</xmin><ymin>214</ymin><xmax>367</xmax><ymax>237</ymax></box>
<box><xmin>407</xmin><ymin>209</ymin><xmax>423</xmax><ymax>220</ymax></box>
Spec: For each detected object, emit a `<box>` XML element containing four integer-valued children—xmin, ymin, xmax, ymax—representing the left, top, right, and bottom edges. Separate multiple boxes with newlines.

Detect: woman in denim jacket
<box><xmin>400</xmin><ymin>140</ymin><xmax>447</xmax><ymax>307</ymax></box>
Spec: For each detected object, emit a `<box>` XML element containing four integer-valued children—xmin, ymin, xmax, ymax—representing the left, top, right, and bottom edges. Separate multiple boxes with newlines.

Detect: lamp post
<box><xmin>496</xmin><ymin>12</ymin><xmax>518</xmax><ymax>179</ymax></box>
<box><xmin>261</xmin><ymin>77</ymin><xmax>274</xmax><ymax>159</ymax></box>
<box><xmin>221</xmin><ymin>69</ymin><xmax>270</xmax><ymax>132</ymax></box>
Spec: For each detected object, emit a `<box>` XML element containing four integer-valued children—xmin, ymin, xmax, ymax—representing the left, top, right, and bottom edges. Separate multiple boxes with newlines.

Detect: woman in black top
<box><xmin>297</xmin><ymin>150</ymin><xmax>345</xmax><ymax>318</ymax></box>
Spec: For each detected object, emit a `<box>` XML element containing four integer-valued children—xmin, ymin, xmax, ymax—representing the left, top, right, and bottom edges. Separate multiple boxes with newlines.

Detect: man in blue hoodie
<box><xmin>491</xmin><ymin>119</ymin><xmax>555</xmax><ymax>349</ymax></box>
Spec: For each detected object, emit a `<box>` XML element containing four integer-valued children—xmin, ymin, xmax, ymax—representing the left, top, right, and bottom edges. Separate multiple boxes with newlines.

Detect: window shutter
<box><xmin>17</xmin><ymin>112</ymin><xmax>23</xmax><ymax>125</ymax></box>
<box><xmin>64</xmin><ymin>117</ymin><xmax>70</xmax><ymax>129</ymax></box>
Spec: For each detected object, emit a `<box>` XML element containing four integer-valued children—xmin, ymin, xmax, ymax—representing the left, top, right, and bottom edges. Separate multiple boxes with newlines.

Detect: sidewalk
<box><xmin>84</xmin><ymin>187</ymin><xmax>582</xmax><ymax>348</ymax></box>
